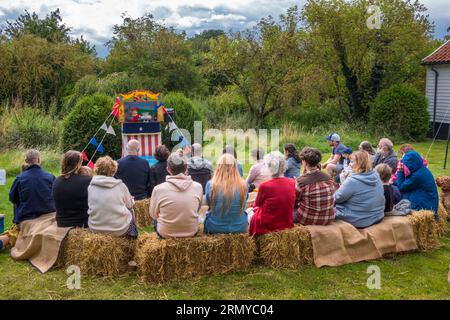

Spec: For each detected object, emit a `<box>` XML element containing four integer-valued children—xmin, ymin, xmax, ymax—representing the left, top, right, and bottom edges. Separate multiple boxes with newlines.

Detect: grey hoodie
<box><xmin>88</xmin><ymin>175</ymin><xmax>133</xmax><ymax>236</ymax></box>
<box><xmin>334</xmin><ymin>170</ymin><xmax>385</xmax><ymax>228</ymax></box>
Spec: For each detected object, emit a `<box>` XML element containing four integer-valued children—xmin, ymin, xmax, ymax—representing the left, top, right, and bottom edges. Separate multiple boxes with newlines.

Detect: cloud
<box><xmin>0</xmin><ymin>0</ymin><xmax>448</xmax><ymax>58</ymax></box>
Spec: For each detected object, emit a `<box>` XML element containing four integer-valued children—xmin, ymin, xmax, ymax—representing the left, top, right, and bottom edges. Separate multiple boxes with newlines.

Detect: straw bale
<box><xmin>133</xmin><ymin>198</ymin><xmax>152</xmax><ymax>228</ymax></box>
<box><xmin>436</xmin><ymin>203</ymin><xmax>449</xmax><ymax>238</ymax></box>
<box><xmin>407</xmin><ymin>211</ymin><xmax>439</xmax><ymax>250</ymax></box>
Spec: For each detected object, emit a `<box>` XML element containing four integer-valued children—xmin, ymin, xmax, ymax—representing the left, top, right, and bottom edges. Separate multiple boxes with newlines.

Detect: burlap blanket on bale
<box><xmin>10</xmin><ymin>212</ymin><xmax>71</xmax><ymax>273</ymax></box>
<box><xmin>306</xmin><ymin>216</ymin><xmax>418</xmax><ymax>267</ymax></box>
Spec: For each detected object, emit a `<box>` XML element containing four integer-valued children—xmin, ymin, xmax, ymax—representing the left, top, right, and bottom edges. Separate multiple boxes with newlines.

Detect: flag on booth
<box><xmin>81</xmin><ymin>151</ymin><xmax>88</xmax><ymax>161</ymax></box>
<box><xmin>97</xmin><ymin>144</ymin><xmax>104</xmax><ymax>154</ymax></box>
<box><xmin>89</xmin><ymin>137</ymin><xmax>98</xmax><ymax>147</ymax></box>
<box><xmin>100</xmin><ymin>122</ymin><xmax>108</xmax><ymax>131</ymax></box>
<box><xmin>106</xmin><ymin>125</ymin><xmax>116</xmax><ymax>136</ymax></box>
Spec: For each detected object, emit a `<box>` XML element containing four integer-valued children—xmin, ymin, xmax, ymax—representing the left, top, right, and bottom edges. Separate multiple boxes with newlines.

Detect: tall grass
<box><xmin>0</xmin><ymin>106</ymin><xmax>62</xmax><ymax>150</ymax></box>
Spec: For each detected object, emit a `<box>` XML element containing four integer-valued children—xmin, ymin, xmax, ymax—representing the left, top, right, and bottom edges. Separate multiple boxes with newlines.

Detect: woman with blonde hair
<box><xmin>204</xmin><ymin>153</ymin><xmax>249</xmax><ymax>234</ymax></box>
<box><xmin>88</xmin><ymin>156</ymin><xmax>138</xmax><ymax>237</ymax></box>
<box><xmin>334</xmin><ymin>151</ymin><xmax>385</xmax><ymax>228</ymax></box>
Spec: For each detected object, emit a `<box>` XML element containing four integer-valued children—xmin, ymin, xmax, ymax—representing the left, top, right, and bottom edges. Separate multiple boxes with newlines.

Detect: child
<box><xmin>375</xmin><ymin>164</ymin><xmax>401</xmax><ymax>213</ymax></box>
<box><xmin>339</xmin><ymin>147</ymin><xmax>353</xmax><ymax>184</ymax></box>
<box><xmin>78</xmin><ymin>165</ymin><xmax>94</xmax><ymax>177</ymax></box>
<box><xmin>390</xmin><ymin>144</ymin><xmax>428</xmax><ymax>184</ymax></box>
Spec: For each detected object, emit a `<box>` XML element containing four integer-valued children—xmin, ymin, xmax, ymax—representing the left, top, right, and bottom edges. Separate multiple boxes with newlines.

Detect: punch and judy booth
<box><xmin>115</xmin><ymin>90</ymin><xmax>173</xmax><ymax>165</ymax></box>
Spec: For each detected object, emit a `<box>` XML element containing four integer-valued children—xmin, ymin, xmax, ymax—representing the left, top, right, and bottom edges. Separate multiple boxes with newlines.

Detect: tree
<box><xmin>302</xmin><ymin>0</ymin><xmax>435</xmax><ymax>119</ymax></box>
<box><xmin>208</xmin><ymin>6</ymin><xmax>308</xmax><ymax>123</ymax></box>
<box><xmin>104</xmin><ymin>14</ymin><xmax>202</xmax><ymax>94</ymax></box>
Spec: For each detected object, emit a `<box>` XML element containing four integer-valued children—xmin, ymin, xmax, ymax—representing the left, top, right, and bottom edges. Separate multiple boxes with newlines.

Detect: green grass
<box><xmin>1</xmin><ymin>137</ymin><xmax>450</xmax><ymax>300</ymax></box>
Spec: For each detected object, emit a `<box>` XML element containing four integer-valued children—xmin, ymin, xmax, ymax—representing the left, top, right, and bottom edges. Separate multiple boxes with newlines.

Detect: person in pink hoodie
<box><xmin>149</xmin><ymin>151</ymin><xmax>203</xmax><ymax>239</ymax></box>
<box><xmin>390</xmin><ymin>144</ymin><xmax>428</xmax><ymax>184</ymax></box>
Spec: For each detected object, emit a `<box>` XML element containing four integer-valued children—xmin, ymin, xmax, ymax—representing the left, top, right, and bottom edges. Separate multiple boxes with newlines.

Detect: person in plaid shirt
<box><xmin>294</xmin><ymin>147</ymin><xmax>337</xmax><ymax>225</ymax></box>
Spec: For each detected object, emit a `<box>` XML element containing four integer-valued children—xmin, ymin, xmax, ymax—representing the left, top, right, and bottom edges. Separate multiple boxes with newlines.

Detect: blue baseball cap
<box><xmin>326</xmin><ymin>133</ymin><xmax>340</xmax><ymax>142</ymax></box>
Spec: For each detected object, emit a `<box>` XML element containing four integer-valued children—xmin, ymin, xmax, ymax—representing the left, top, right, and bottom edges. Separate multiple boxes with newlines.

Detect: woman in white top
<box><xmin>88</xmin><ymin>156</ymin><xmax>138</xmax><ymax>237</ymax></box>
<box><xmin>246</xmin><ymin>148</ymin><xmax>272</xmax><ymax>189</ymax></box>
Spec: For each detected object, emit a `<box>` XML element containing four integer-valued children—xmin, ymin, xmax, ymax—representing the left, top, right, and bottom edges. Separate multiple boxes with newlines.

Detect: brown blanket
<box><xmin>10</xmin><ymin>212</ymin><xmax>71</xmax><ymax>273</ymax></box>
<box><xmin>306</xmin><ymin>216</ymin><xmax>418</xmax><ymax>267</ymax></box>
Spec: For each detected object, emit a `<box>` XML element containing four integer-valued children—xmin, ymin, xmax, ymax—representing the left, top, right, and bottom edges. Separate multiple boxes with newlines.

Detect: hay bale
<box><xmin>133</xmin><ymin>198</ymin><xmax>152</xmax><ymax>228</ymax></box>
<box><xmin>254</xmin><ymin>226</ymin><xmax>313</xmax><ymax>269</ymax></box>
<box><xmin>437</xmin><ymin>203</ymin><xmax>449</xmax><ymax>238</ymax></box>
<box><xmin>136</xmin><ymin>232</ymin><xmax>255</xmax><ymax>283</ymax></box>
<box><xmin>60</xmin><ymin>228</ymin><xmax>136</xmax><ymax>277</ymax></box>
<box><xmin>407</xmin><ymin>210</ymin><xmax>439</xmax><ymax>250</ymax></box>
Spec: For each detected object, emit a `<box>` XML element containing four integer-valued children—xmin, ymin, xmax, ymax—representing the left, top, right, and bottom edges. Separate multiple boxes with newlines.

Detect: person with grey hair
<box><xmin>372</xmin><ymin>138</ymin><xmax>398</xmax><ymax>173</ymax></box>
<box><xmin>150</xmin><ymin>152</ymin><xmax>203</xmax><ymax>238</ymax></box>
<box><xmin>246</xmin><ymin>148</ymin><xmax>271</xmax><ymax>189</ymax></box>
<box><xmin>115</xmin><ymin>139</ymin><xmax>151</xmax><ymax>200</ymax></box>
<box><xmin>248</xmin><ymin>151</ymin><xmax>296</xmax><ymax>236</ymax></box>
<box><xmin>187</xmin><ymin>143</ymin><xmax>213</xmax><ymax>193</ymax></box>
<box><xmin>9</xmin><ymin>149</ymin><xmax>56</xmax><ymax>225</ymax></box>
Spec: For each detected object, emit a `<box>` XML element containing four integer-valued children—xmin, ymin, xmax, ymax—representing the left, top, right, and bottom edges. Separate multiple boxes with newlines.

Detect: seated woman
<box><xmin>149</xmin><ymin>145</ymin><xmax>170</xmax><ymax>194</ymax></box>
<box><xmin>204</xmin><ymin>154</ymin><xmax>249</xmax><ymax>234</ymax></box>
<box><xmin>249</xmin><ymin>151</ymin><xmax>296</xmax><ymax>236</ymax></box>
<box><xmin>284</xmin><ymin>144</ymin><xmax>301</xmax><ymax>178</ymax></box>
<box><xmin>295</xmin><ymin>147</ymin><xmax>337</xmax><ymax>225</ymax></box>
<box><xmin>246</xmin><ymin>148</ymin><xmax>271</xmax><ymax>190</ymax></box>
<box><xmin>334</xmin><ymin>151</ymin><xmax>385</xmax><ymax>228</ymax></box>
<box><xmin>88</xmin><ymin>156</ymin><xmax>138</xmax><ymax>238</ymax></box>
<box><xmin>53</xmin><ymin>151</ymin><xmax>93</xmax><ymax>228</ymax></box>
<box><xmin>396</xmin><ymin>150</ymin><xmax>439</xmax><ymax>220</ymax></box>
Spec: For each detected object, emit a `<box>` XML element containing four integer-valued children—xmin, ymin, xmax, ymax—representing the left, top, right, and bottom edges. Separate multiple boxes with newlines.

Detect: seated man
<box><xmin>372</xmin><ymin>138</ymin><xmax>398</xmax><ymax>174</ymax></box>
<box><xmin>1</xmin><ymin>150</ymin><xmax>56</xmax><ymax>250</ymax></box>
<box><xmin>187</xmin><ymin>143</ymin><xmax>213</xmax><ymax>192</ymax></box>
<box><xmin>115</xmin><ymin>139</ymin><xmax>151</xmax><ymax>200</ymax></box>
<box><xmin>322</xmin><ymin>133</ymin><xmax>348</xmax><ymax>177</ymax></box>
<box><xmin>295</xmin><ymin>147</ymin><xmax>337</xmax><ymax>225</ymax></box>
<box><xmin>10</xmin><ymin>149</ymin><xmax>56</xmax><ymax>224</ymax></box>
<box><xmin>150</xmin><ymin>152</ymin><xmax>203</xmax><ymax>238</ymax></box>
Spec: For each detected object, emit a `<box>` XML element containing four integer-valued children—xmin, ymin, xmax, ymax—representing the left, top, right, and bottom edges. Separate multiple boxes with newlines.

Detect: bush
<box><xmin>0</xmin><ymin>107</ymin><xmax>61</xmax><ymax>149</ymax></box>
<box><xmin>61</xmin><ymin>94</ymin><xmax>122</xmax><ymax>160</ymax></box>
<box><xmin>369</xmin><ymin>84</ymin><xmax>430</xmax><ymax>140</ymax></box>
<box><xmin>162</xmin><ymin>92</ymin><xmax>205</xmax><ymax>147</ymax></box>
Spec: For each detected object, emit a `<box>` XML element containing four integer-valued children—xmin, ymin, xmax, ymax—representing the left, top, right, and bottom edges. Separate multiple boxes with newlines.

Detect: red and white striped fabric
<box><xmin>122</xmin><ymin>133</ymin><xmax>161</xmax><ymax>157</ymax></box>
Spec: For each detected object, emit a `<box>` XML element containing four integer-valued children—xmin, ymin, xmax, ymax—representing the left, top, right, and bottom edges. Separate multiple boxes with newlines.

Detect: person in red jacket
<box><xmin>249</xmin><ymin>151</ymin><xmax>296</xmax><ymax>236</ymax></box>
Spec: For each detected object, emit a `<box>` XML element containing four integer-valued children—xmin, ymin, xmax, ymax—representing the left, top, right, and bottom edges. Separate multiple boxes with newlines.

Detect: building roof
<box><xmin>422</xmin><ymin>39</ymin><xmax>450</xmax><ymax>65</ymax></box>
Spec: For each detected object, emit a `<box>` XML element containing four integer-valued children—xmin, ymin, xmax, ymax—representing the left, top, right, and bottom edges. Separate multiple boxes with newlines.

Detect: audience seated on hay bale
<box><xmin>1</xmin><ymin>149</ymin><xmax>56</xmax><ymax>250</ymax></box>
<box><xmin>436</xmin><ymin>176</ymin><xmax>450</xmax><ymax>221</ymax></box>
<box><xmin>294</xmin><ymin>147</ymin><xmax>337</xmax><ymax>225</ymax></box>
<box><xmin>53</xmin><ymin>151</ymin><xmax>92</xmax><ymax>228</ymax></box>
<box><xmin>187</xmin><ymin>143</ymin><xmax>213</xmax><ymax>193</ymax></box>
<box><xmin>334</xmin><ymin>151</ymin><xmax>385</xmax><ymax>228</ymax></box>
<box><xmin>88</xmin><ymin>156</ymin><xmax>138</xmax><ymax>238</ymax></box>
<box><xmin>136</xmin><ymin>232</ymin><xmax>254</xmax><ymax>283</ymax></box>
<box><xmin>149</xmin><ymin>145</ymin><xmax>170</xmax><ymax>195</ymax></box>
<box><xmin>150</xmin><ymin>151</ymin><xmax>203</xmax><ymax>238</ymax></box>
<box><xmin>374</xmin><ymin>164</ymin><xmax>401</xmax><ymax>213</ymax></box>
<box><xmin>359</xmin><ymin>141</ymin><xmax>376</xmax><ymax>164</ymax></box>
<box><xmin>248</xmin><ymin>151</ymin><xmax>296</xmax><ymax>236</ymax></box>
<box><xmin>323</xmin><ymin>132</ymin><xmax>348</xmax><ymax>177</ymax></box>
<box><xmin>115</xmin><ymin>139</ymin><xmax>151</xmax><ymax>200</ymax></box>
<box><xmin>246</xmin><ymin>148</ymin><xmax>271</xmax><ymax>191</ymax></box>
<box><xmin>60</xmin><ymin>228</ymin><xmax>136</xmax><ymax>277</ymax></box>
<box><xmin>204</xmin><ymin>154</ymin><xmax>248</xmax><ymax>234</ymax></box>
<box><xmin>283</xmin><ymin>144</ymin><xmax>301</xmax><ymax>179</ymax></box>
<box><xmin>395</xmin><ymin>150</ymin><xmax>439</xmax><ymax>221</ymax></box>
<box><xmin>372</xmin><ymin>138</ymin><xmax>399</xmax><ymax>174</ymax></box>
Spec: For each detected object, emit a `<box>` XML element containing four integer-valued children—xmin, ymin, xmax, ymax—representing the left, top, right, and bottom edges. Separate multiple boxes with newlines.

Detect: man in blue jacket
<box><xmin>9</xmin><ymin>149</ymin><xmax>56</xmax><ymax>224</ymax></box>
<box><xmin>115</xmin><ymin>139</ymin><xmax>151</xmax><ymax>200</ymax></box>
<box><xmin>396</xmin><ymin>150</ymin><xmax>439</xmax><ymax>220</ymax></box>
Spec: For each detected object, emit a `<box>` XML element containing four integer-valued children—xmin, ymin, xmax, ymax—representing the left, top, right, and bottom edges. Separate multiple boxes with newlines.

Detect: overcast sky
<box><xmin>0</xmin><ymin>0</ymin><xmax>448</xmax><ymax>58</ymax></box>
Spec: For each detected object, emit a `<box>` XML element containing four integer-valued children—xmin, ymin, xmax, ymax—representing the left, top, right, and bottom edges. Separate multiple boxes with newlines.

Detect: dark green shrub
<box><xmin>369</xmin><ymin>84</ymin><xmax>429</xmax><ymax>139</ymax></box>
<box><xmin>61</xmin><ymin>94</ymin><xmax>122</xmax><ymax>160</ymax></box>
<box><xmin>162</xmin><ymin>92</ymin><xmax>205</xmax><ymax>147</ymax></box>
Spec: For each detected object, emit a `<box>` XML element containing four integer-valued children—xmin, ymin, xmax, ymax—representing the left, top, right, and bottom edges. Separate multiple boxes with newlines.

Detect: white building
<box><xmin>423</xmin><ymin>39</ymin><xmax>450</xmax><ymax>140</ymax></box>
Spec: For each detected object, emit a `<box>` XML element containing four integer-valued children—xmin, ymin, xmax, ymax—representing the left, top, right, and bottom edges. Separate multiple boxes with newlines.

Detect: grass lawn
<box><xmin>1</xmin><ymin>139</ymin><xmax>450</xmax><ymax>299</ymax></box>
